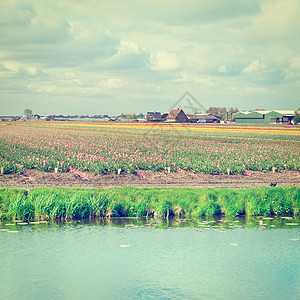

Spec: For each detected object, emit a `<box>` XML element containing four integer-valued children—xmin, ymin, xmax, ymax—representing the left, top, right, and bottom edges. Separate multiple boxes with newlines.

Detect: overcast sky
<box><xmin>0</xmin><ymin>0</ymin><xmax>299</xmax><ymax>116</ymax></box>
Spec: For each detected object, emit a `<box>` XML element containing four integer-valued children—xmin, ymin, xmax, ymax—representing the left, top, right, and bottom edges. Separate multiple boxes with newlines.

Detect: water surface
<box><xmin>1</xmin><ymin>217</ymin><xmax>299</xmax><ymax>299</ymax></box>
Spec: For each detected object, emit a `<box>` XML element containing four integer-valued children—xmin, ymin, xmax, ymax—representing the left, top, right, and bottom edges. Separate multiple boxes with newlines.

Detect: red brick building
<box><xmin>166</xmin><ymin>109</ymin><xmax>189</xmax><ymax>123</ymax></box>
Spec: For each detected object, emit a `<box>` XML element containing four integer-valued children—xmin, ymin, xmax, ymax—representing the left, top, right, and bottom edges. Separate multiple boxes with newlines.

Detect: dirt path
<box><xmin>0</xmin><ymin>169</ymin><xmax>299</xmax><ymax>189</ymax></box>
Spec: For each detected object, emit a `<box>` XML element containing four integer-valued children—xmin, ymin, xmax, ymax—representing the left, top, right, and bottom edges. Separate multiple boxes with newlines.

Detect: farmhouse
<box><xmin>0</xmin><ymin>116</ymin><xmax>20</xmax><ymax>121</ymax></box>
<box><xmin>234</xmin><ymin>110</ymin><xmax>296</xmax><ymax>124</ymax></box>
<box><xmin>166</xmin><ymin>109</ymin><xmax>189</xmax><ymax>123</ymax></box>
<box><xmin>146</xmin><ymin>112</ymin><xmax>162</xmax><ymax>121</ymax></box>
<box><xmin>187</xmin><ymin>114</ymin><xmax>220</xmax><ymax>123</ymax></box>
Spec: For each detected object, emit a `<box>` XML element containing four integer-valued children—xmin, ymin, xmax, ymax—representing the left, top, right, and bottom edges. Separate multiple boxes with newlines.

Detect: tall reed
<box><xmin>0</xmin><ymin>187</ymin><xmax>299</xmax><ymax>220</ymax></box>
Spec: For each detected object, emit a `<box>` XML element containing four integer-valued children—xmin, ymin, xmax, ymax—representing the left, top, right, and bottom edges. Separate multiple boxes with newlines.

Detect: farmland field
<box><xmin>0</xmin><ymin>122</ymin><xmax>299</xmax><ymax>177</ymax></box>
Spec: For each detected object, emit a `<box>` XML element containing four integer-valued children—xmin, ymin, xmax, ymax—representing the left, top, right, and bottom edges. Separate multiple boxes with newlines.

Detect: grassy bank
<box><xmin>0</xmin><ymin>187</ymin><xmax>299</xmax><ymax>220</ymax></box>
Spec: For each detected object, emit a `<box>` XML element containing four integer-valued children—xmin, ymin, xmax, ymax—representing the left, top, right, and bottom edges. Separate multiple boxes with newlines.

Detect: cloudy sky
<box><xmin>1</xmin><ymin>0</ymin><xmax>299</xmax><ymax>116</ymax></box>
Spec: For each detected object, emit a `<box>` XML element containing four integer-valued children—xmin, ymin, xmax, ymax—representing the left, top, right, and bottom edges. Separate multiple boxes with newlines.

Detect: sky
<box><xmin>0</xmin><ymin>0</ymin><xmax>299</xmax><ymax>116</ymax></box>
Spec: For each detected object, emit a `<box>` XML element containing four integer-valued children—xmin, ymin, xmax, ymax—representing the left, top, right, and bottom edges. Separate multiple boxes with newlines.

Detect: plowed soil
<box><xmin>0</xmin><ymin>169</ymin><xmax>299</xmax><ymax>189</ymax></box>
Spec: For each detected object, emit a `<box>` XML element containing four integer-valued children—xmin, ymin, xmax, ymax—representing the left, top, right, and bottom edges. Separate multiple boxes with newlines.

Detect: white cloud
<box><xmin>98</xmin><ymin>78</ymin><xmax>128</xmax><ymax>89</ymax></box>
<box><xmin>252</xmin><ymin>0</ymin><xmax>300</xmax><ymax>39</ymax></box>
<box><xmin>118</xmin><ymin>41</ymin><xmax>141</xmax><ymax>55</ymax></box>
<box><xmin>64</xmin><ymin>72</ymin><xmax>76</xmax><ymax>79</ymax></box>
<box><xmin>97</xmin><ymin>40</ymin><xmax>149</xmax><ymax>69</ymax></box>
<box><xmin>227</xmin><ymin>0</ymin><xmax>300</xmax><ymax>43</ymax></box>
<box><xmin>290</xmin><ymin>56</ymin><xmax>300</xmax><ymax>70</ymax></box>
<box><xmin>243</xmin><ymin>60</ymin><xmax>265</xmax><ymax>74</ymax></box>
<box><xmin>68</xmin><ymin>21</ymin><xmax>109</xmax><ymax>42</ymax></box>
<box><xmin>1</xmin><ymin>61</ymin><xmax>40</xmax><ymax>77</ymax></box>
<box><xmin>0</xmin><ymin>0</ymin><xmax>299</xmax><ymax>115</ymax></box>
<box><xmin>150</xmin><ymin>50</ymin><xmax>180</xmax><ymax>72</ymax></box>
<box><xmin>175</xmin><ymin>72</ymin><xmax>215</xmax><ymax>86</ymax></box>
<box><xmin>3</xmin><ymin>61</ymin><xmax>20</xmax><ymax>74</ymax></box>
<box><xmin>245</xmin><ymin>86</ymin><xmax>269</xmax><ymax>94</ymax></box>
<box><xmin>27</xmin><ymin>66</ymin><xmax>37</xmax><ymax>75</ymax></box>
<box><xmin>242</xmin><ymin>60</ymin><xmax>285</xmax><ymax>84</ymax></box>
<box><xmin>27</xmin><ymin>83</ymin><xmax>58</xmax><ymax>94</ymax></box>
<box><xmin>217</xmin><ymin>65</ymin><xmax>228</xmax><ymax>73</ymax></box>
<box><xmin>0</xmin><ymin>2</ymin><xmax>70</xmax><ymax>45</ymax></box>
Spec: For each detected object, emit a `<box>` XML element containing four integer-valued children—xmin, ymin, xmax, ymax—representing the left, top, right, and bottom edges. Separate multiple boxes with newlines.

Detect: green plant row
<box><xmin>0</xmin><ymin>123</ymin><xmax>299</xmax><ymax>175</ymax></box>
<box><xmin>0</xmin><ymin>187</ymin><xmax>299</xmax><ymax>221</ymax></box>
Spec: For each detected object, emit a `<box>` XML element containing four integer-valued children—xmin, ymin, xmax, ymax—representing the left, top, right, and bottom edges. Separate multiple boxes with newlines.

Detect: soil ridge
<box><xmin>0</xmin><ymin>169</ymin><xmax>299</xmax><ymax>189</ymax></box>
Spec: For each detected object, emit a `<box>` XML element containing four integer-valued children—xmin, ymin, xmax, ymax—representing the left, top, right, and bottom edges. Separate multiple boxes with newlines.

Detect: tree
<box><xmin>293</xmin><ymin>107</ymin><xmax>300</xmax><ymax>124</ymax></box>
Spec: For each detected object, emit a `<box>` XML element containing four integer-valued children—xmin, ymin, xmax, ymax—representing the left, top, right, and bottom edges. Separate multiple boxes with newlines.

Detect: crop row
<box><xmin>0</xmin><ymin>123</ymin><xmax>299</xmax><ymax>175</ymax></box>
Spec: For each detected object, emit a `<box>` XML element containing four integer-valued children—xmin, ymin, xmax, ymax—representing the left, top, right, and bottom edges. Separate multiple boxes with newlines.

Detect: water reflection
<box><xmin>0</xmin><ymin>216</ymin><xmax>299</xmax><ymax>299</ymax></box>
<box><xmin>1</xmin><ymin>215</ymin><xmax>300</xmax><ymax>232</ymax></box>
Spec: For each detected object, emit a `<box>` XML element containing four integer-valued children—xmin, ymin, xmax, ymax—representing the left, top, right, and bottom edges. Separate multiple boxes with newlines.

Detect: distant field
<box><xmin>47</xmin><ymin>121</ymin><xmax>300</xmax><ymax>135</ymax></box>
<box><xmin>0</xmin><ymin>122</ymin><xmax>299</xmax><ymax>175</ymax></box>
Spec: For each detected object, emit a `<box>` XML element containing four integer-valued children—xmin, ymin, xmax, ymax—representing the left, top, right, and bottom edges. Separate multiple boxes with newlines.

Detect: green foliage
<box><xmin>245</xmin><ymin>189</ymin><xmax>273</xmax><ymax>216</ymax></box>
<box><xmin>293</xmin><ymin>107</ymin><xmax>300</xmax><ymax>124</ymax></box>
<box><xmin>217</xmin><ymin>189</ymin><xmax>245</xmax><ymax>216</ymax></box>
<box><xmin>0</xmin><ymin>189</ymin><xmax>27</xmax><ymax>219</ymax></box>
<box><xmin>1</xmin><ymin>187</ymin><xmax>299</xmax><ymax>220</ymax></box>
<box><xmin>8</xmin><ymin>193</ymin><xmax>35</xmax><ymax>220</ymax></box>
<box><xmin>192</xmin><ymin>191</ymin><xmax>221</xmax><ymax>217</ymax></box>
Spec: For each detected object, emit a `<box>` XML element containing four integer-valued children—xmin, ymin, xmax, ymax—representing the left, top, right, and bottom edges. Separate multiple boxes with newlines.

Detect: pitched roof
<box><xmin>166</xmin><ymin>109</ymin><xmax>183</xmax><ymax>119</ymax></box>
<box><xmin>187</xmin><ymin>114</ymin><xmax>219</xmax><ymax>120</ymax></box>
<box><xmin>273</xmin><ymin>110</ymin><xmax>295</xmax><ymax>115</ymax></box>
<box><xmin>146</xmin><ymin>112</ymin><xmax>161</xmax><ymax>120</ymax></box>
<box><xmin>235</xmin><ymin>110</ymin><xmax>295</xmax><ymax>116</ymax></box>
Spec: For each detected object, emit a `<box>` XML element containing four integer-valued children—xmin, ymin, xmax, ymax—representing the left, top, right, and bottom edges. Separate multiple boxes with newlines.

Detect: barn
<box><xmin>146</xmin><ymin>112</ymin><xmax>162</xmax><ymax>121</ymax></box>
<box><xmin>234</xmin><ymin>110</ymin><xmax>295</xmax><ymax>124</ymax></box>
<box><xmin>166</xmin><ymin>109</ymin><xmax>189</xmax><ymax>123</ymax></box>
<box><xmin>187</xmin><ymin>114</ymin><xmax>220</xmax><ymax>123</ymax></box>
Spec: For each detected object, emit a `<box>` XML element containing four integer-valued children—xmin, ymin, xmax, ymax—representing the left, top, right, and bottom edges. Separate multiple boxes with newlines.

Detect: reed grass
<box><xmin>0</xmin><ymin>187</ymin><xmax>299</xmax><ymax>220</ymax></box>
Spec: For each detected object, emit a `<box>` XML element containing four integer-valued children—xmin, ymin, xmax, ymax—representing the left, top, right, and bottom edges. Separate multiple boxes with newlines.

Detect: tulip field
<box><xmin>0</xmin><ymin>122</ymin><xmax>299</xmax><ymax>175</ymax></box>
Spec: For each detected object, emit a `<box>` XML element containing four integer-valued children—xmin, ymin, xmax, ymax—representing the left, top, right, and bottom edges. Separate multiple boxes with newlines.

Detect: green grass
<box><xmin>0</xmin><ymin>187</ymin><xmax>299</xmax><ymax>220</ymax></box>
